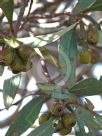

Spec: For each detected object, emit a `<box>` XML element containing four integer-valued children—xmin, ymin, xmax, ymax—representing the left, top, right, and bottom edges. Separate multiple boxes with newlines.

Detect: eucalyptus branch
<box><xmin>0</xmin><ymin>90</ymin><xmax>42</xmax><ymax>111</ymax></box>
<box><xmin>14</xmin><ymin>0</ymin><xmax>29</xmax><ymax>36</ymax></box>
<box><xmin>40</xmin><ymin>59</ymin><xmax>53</xmax><ymax>83</ymax></box>
<box><xmin>20</xmin><ymin>0</ymin><xmax>33</xmax><ymax>30</ymax></box>
<box><xmin>25</xmin><ymin>12</ymin><xmax>100</xmax><ymax>29</ymax></box>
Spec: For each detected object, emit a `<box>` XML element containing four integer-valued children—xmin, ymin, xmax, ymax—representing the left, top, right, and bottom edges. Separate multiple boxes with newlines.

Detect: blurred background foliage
<box><xmin>1</xmin><ymin>0</ymin><xmax>102</xmax><ymax>136</ymax></box>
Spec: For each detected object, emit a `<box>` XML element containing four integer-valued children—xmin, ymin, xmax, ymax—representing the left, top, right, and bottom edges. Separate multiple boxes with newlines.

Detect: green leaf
<box><xmin>75</xmin><ymin>116</ymin><xmax>96</xmax><ymax>136</ymax></box>
<box><xmin>94</xmin><ymin>114</ymin><xmax>102</xmax><ymax>129</ymax></box>
<box><xmin>28</xmin><ymin>119</ymin><xmax>54</xmax><ymax>136</ymax></box>
<box><xmin>69</xmin><ymin>77</ymin><xmax>102</xmax><ymax>96</ymax></box>
<box><xmin>0</xmin><ymin>65</ymin><xmax>4</xmax><ymax>76</ymax></box>
<box><xmin>37</xmin><ymin>83</ymin><xmax>77</xmax><ymax>100</ymax></box>
<box><xmin>18</xmin><ymin>23</ymin><xmax>77</xmax><ymax>48</ymax></box>
<box><xmin>3</xmin><ymin>74</ymin><xmax>21</xmax><ymax>108</ymax></box>
<box><xmin>6</xmin><ymin>96</ymin><xmax>44</xmax><ymax>136</ymax></box>
<box><xmin>97</xmin><ymin>30</ymin><xmax>102</xmax><ymax>47</ymax></box>
<box><xmin>73</xmin><ymin>0</ymin><xmax>96</xmax><ymax>13</ymax></box>
<box><xmin>58</xmin><ymin>29</ymin><xmax>77</xmax><ymax>88</ymax></box>
<box><xmin>75</xmin><ymin>107</ymin><xmax>102</xmax><ymax>130</ymax></box>
<box><xmin>38</xmin><ymin>46</ymin><xmax>59</xmax><ymax>68</ymax></box>
<box><xmin>37</xmin><ymin>83</ymin><xmax>59</xmax><ymax>92</ymax></box>
<box><xmin>86</xmin><ymin>0</ymin><xmax>102</xmax><ymax>11</ymax></box>
<box><xmin>4</xmin><ymin>38</ymin><xmax>20</xmax><ymax>48</ymax></box>
<box><xmin>0</xmin><ymin>0</ymin><xmax>14</xmax><ymax>26</ymax></box>
<box><xmin>52</xmin><ymin>89</ymin><xmax>77</xmax><ymax>101</ymax></box>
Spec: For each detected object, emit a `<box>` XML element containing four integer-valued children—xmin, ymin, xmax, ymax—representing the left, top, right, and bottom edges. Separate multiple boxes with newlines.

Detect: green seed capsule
<box><xmin>62</xmin><ymin>113</ymin><xmax>76</xmax><ymax>128</ymax></box>
<box><xmin>3</xmin><ymin>47</ymin><xmax>14</xmax><ymax>65</ymax></box>
<box><xmin>59</xmin><ymin>126</ymin><xmax>72</xmax><ymax>135</ymax></box>
<box><xmin>87</xmin><ymin>29</ymin><xmax>99</xmax><ymax>45</ymax></box>
<box><xmin>17</xmin><ymin>45</ymin><xmax>34</xmax><ymax>61</ymax></box>
<box><xmin>50</xmin><ymin>102</ymin><xmax>64</xmax><ymax>116</ymax></box>
<box><xmin>39</xmin><ymin>112</ymin><xmax>51</xmax><ymax>124</ymax></box>
<box><xmin>54</xmin><ymin>121</ymin><xmax>63</xmax><ymax>132</ymax></box>
<box><xmin>10</xmin><ymin>58</ymin><xmax>24</xmax><ymax>74</ymax></box>
<box><xmin>79</xmin><ymin>51</ymin><xmax>91</xmax><ymax>64</ymax></box>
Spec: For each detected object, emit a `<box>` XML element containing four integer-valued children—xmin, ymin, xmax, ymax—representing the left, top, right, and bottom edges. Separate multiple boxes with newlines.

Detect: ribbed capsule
<box><xmin>17</xmin><ymin>45</ymin><xmax>34</xmax><ymax>61</ymax></box>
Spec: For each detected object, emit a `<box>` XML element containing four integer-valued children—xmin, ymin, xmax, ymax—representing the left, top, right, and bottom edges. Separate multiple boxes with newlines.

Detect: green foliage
<box><xmin>86</xmin><ymin>0</ymin><xmax>102</xmax><ymax>11</ymax></box>
<box><xmin>69</xmin><ymin>77</ymin><xmax>102</xmax><ymax>96</ymax></box>
<box><xmin>6</xmin><ymin>96</ymin><xmax>44</xmax><ymax>136</ymax></box>
<box><xmin>4</xmin><ymin>38</ymin><xmax>20</xmax><ymax>48</ymax></box>
<box><xmin>0</xmin><ymin>0</ymin><xmax>14</xmax><ymax>27</ymax></box>
<box><xmin>18</xmin><ymin>23</ymin><xmax>77</xmax><ymax>48</ymax></box>
<box><xmin>3</xmin><ymin>74</ymin><xmax>21</xmax><ymax>108</ymax></box>
<box><xmin>59</xmin><ymin>28</ymin><xmax>77</xmax><ymax>88</ymax></box>
<box><xmin>75</xmin><ymin>107</ymin><xmax>102</xmax><ymax>130</ymax></box>
<box><xmin>75</xmin><ymin>117</ymin><xmax>96</xmax><ymax>136</ymax></box>
<box><xmin>28</xmin><ymin>119</ymin><xmax>55</xmax><ymax>136</ymax></box>
<box><xmin>74</xmin><ymin>0</ymin><xmax>96</xmax><ymax>13</ymax></box>
<box><xmin>37</xmin><ymin>82</ymin><xmax>77</xmax><ymax>100</ymax></box>
<box><xmin>1</xmin><ymin>0</ymin><xmax>102</xmax><ymax>136</ymax></box>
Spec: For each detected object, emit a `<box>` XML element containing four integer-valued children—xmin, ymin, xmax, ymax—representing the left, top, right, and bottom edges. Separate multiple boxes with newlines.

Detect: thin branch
<box><xmin>24</xmin><ymin>12</ymin><xmax>100</xmax><ymax>29</ymax></box>
<box><xmin>14</xmin><ymin>0</ymin><xmax>29</xmax><ymax>36</ymax></box>
<box><xmin>0</xmin><ymin>90</ymin><xmax>42</xmax><ymax>111</ymax></box>
<box><xmin>40</xmin><ymin>59</ymin><xmax>52</xmax><ymax>82</ymax></box>
<box><xmin>20</xmin><ymin>0</ymin><xmax>33</xmax><ymax>30</ymax></box>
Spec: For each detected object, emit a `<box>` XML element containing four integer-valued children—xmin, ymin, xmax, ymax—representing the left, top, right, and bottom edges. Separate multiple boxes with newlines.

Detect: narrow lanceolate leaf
<box><xmin>0</xmin><ymin>0</ymin><xmax>14</xmax><ymax>27</ymax></box>
<box><xmin>37</xmin><ymin>83</ymin><xmax>59</xmax><ymax>92</ymax></box>
<box><xmin>75</xmin><ymin>107</ymin><xmax>102</xmax><ymax>130</ymax></box>
<box><xmin>75</xmin><ymin>116</ymin><xmax>96</xmax><ymax>136</ymax></box>
<box><xmin>86</xmin><ymin>0</ymin><xmax>102</xmax><ymax>11</ymax></box>
<box><xmin>73</xmin><ymin>0</ymin><xmax>96</xmax><ymax>13</ymax></box>
<box><xmin>37</xmin><ymin>83</ymin><xmax>77</xmax><ymax>100</ymax></box>
<box><xmin>58</xmin><ymin>28</ymin><xmax>77</xmax><ymax>88</ymax></box>
<box><xmin>28</xmin><ymin>119</ymin><xmax>54</xmax><ymax>136</ymax></box>
<box><xmin>6</xmin><ymin>96</ymin><xmax>44</xmax><ymax>136</ymax></box>
<box><xmin>69</xmin><ymin>76</ymin><xmax>102</xmax><ymax>96</ymax></box>
<box><xmin>18</xmin><ymin>23</ymin><xmax>77</xmax><ymax>48</ymax></box>
<box><xmin>4</xmin><ymin>38</ymin><xmax>20</xmax><ymax>48</ymax></box>
<box><xmin>94</xmin><ymin>114</ymin><xmax>102</xmax><ymax>129</ymax></box>
<box><xmin>3</xmin><ymin>74</ymin><xmax>21</xmax><ymax>108</ymax></box>
<box><xmin>0</xmin><ymin>65</ymin><xmax>4</xmax><ymax>76</ymax></box>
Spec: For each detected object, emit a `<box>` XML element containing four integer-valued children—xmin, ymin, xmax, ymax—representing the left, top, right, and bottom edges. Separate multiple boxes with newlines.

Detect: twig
<box><xmin>20</xmin><ymin>0</ymin><xmax>33</xmax><ymax>30</ymax></box>
<box><xmin>25</xmin><ymin>12</ymin><xmax>100</xmax><ymax>29</ymax></box>
<box><xmin>26</xmin><ymin>12</ymin><xmax>77</xmax><ymax>19</ymax></box>
<box><xmin>14</xmin><ymin>0</ymin><xmax>29</xmax><ymax>36</ymax></box>
<box><xmin>40</xmin><ymin>59</ymin><xmax>52</xmax><ymax>82</ymax></box>
<box><xmin>79</xmin><ymin>14</ymin><xmax>101</xmax><ymax>30</ymax></box>
<box><xmin>0</xmin><ymin>90</ymin><xmax>42</xmax><ymax>111</ymax></box>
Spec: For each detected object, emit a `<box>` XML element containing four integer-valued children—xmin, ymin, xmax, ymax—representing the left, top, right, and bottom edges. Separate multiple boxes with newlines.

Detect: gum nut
<box><xmin>50</xmin><ymin>102</ymin><xmax>64</xmax><ymax>116</ymax></box>
<box><xmin>39</xmin><ymin>112</ymin><xmax>51</xmax><ymax>124</ymax></box>
<box><xmin>62</xmin><ymin>113</ymin><xmax>76</xmax><ymax>128</ymax></box>
<box><xmin>54</xmin><ymin>121</ymin><xmax>63</xmax><ymax>131</ymax></box>
<box><xmin>89</xmin><ymin>49</ymin><xmax>100</xmax><ymax>64</ymax></box>
<box><xmin>87</xmin><ymin>29</ymin><xmax>99</xmax><ymax>45</ymax></box>
<box><xmin>59</xmin><ymin>127</ymin><xmax>72</xmax><ymax>135</ymax></box>
<box><xmin>79</xmin><ymin>51</ymin><xmax>91</xmax><ymax>64</ymax></box>
<box><xmin>18</xmin><ymin>45</ymin><xmax>34</xmax><ymax>60</ymax></box>
<box><xmin>22</xmin><ymin>61</ymin><xmax>32</xmax><ymax>72</ymax></box>
<box><xmin>10</xmin><ymin>58</ymin><xmax>25</xmax><ymax>74</ymax></box>
<box><xmin>3</xmin><ymin>47</ymin><xmax>13</xmax><ymax>65</ymax></box>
